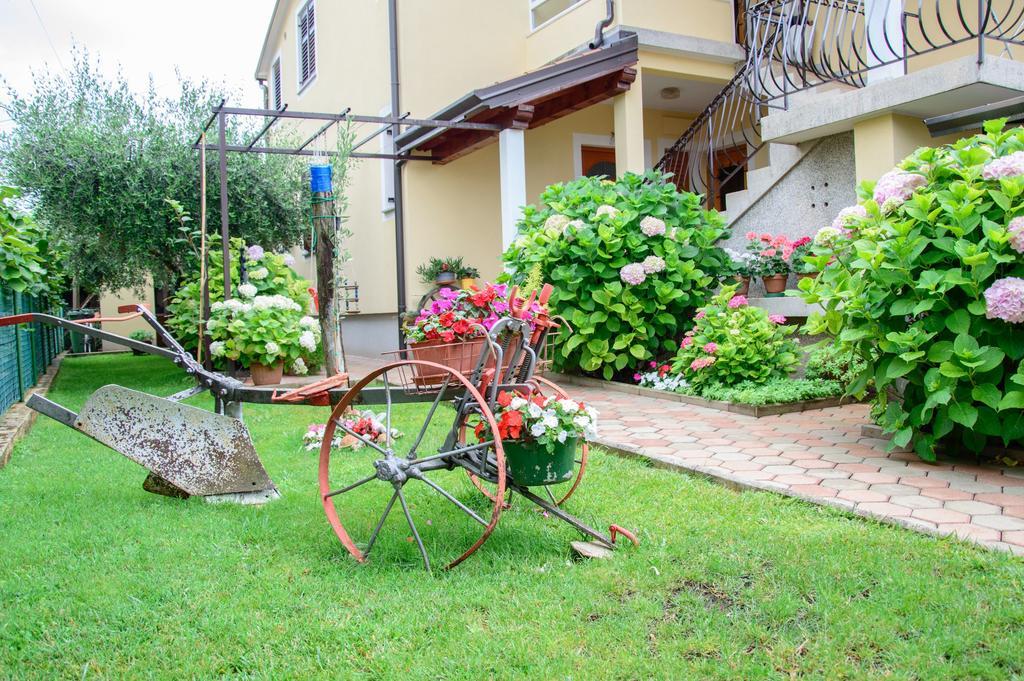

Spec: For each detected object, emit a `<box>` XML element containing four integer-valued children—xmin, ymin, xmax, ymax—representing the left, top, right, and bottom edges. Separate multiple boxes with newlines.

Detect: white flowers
<box><xmin>299</xmin><ymin>330</ymin><xmax>318</xmax><ymax>352</ymax></box>
<box><xmin>640</xmin><ymin>216</ymin><xmax>666</xmax><ymax>237</ymax></box>
<box><xmin>264</xmin><ymin>341</ymin><xmax>281</xmax><ymax>356</ymax></box>
<box><xmin>253</xmin><ymin>294</ymin><xmax>301</xmax><ymax>312</ymax></box>
<box><xmin>282</xmin><ymin>253</ymin><xmax>296</xmax><ymax>267</ymax></box>
<box><xmin>595</xmin><ymin>204</ymin><xmax>619</xmax><ymax>219</ymax></box>
<box><xmin>544</xmin><ymin>214</ymin><xmax>571</xmax><ymax>232</ymax></box>
<box><xmin>249</xmin><ymin>267</ymin><xmax>269</xmax><ymax>280</ymax></box>
<box><xmin>509</xmin><ymin>396</ymin><xmax>528</xmax><ymax>410</ymax></box>
<box><xmin>238</xmin><ymin>283</ymin><xmax>257</xmax><ymax>299</ymax></box>
<box><xmin>641</xmin><ymin>256</ymin><xmax>666</xmax><ymax>274</ymax></box>
<box><xmin>291</xmin><ymin>357</ymin><xmax>308</xmax><ymax>375</ymax></box>
<box><xmin>210</xmin><ymin>341</ymin><xmax>225</xmax><ymax>357</ymax></box>
<box><xmin>300</xmin><ymin>315</ymin><xmax>318</xmax><ymax>329</ymax></box>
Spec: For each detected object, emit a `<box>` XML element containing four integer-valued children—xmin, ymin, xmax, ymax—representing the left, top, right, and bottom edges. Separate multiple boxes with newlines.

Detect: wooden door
<box><xmin>581</xmin><ymin>145</ymin><xmax>616</xmax><ymax>178</ymax></box>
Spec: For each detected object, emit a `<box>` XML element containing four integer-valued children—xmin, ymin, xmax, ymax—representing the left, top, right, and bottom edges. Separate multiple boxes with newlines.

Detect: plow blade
<box><xmin>42</xmin><ymin>385</ymin><xmax>277</xmax><ymax>498</ymax></box>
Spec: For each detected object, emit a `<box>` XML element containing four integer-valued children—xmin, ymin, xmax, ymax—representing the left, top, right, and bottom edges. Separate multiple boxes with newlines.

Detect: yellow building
<box><xmin>253</xmin><ymin>0</ymin><xmax>747</xmax><ymax>354</ymax></box>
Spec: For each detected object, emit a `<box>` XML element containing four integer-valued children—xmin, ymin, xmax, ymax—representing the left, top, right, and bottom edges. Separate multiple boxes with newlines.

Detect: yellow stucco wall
<box><xmin>853</xmin><ymin>113</ymin><xmax>978</xmax><ymax>183</ymax></box>
<box><xmin>98</xmin><ymin>282</ymin><xmax>157</xmax><ymax>352</ymax></box>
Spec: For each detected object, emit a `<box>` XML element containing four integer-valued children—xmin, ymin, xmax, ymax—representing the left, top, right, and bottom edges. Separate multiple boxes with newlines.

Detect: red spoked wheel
<box><xmin>465</xmin><ymin>374</ymin><xmax>589</xmax><ymax>508</ymax></box>
<box><xmin>319</xmin><ymin>361</ymin><xmax>506</xmax><ymax>570</ymax></box>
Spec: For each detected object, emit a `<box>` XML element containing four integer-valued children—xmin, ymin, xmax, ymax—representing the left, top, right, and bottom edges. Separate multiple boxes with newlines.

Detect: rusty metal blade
<box><xmin>75</xmin><ymin>385</ymin><xmax>276</xmax><ymax>496</ymax></box>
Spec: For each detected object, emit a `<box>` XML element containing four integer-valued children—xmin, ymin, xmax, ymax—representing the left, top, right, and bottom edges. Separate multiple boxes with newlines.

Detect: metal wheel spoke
<box><xmin>406</xmin><ymin>374</ymin><xmax>450</xmax><ymax>459</ymax></box>
<box><xmin>408</xmin><ymin>440</ymin><xmax>493</xmax><ymax>467</ymax></box>
<box><xmin>414</xmin><ymin>473</ymin><xmax>487</xmax><ymax>527</ymax></box>
<box><xmin>333</xmin><ymin>419</ymin><xmax>389</xmax><ymax>456</ymax></box>
<box><xmin>323</xmin><ymin>473</ymin><xmax>378</xmax><ymax>499</ymax></box>
<box><xmin>544</xmin><ymin>486</ymin><xmax>557</xmax><ymax>505</ymax></box>
<box><xmin>365</xmin><ymin>489</ymin><xmax>400</xmax><ymax>557</ymax></box>
<box><xmin>397</xmin><ymin>487</ymin><xmax>430</xmax><ymax>572</ymax></box>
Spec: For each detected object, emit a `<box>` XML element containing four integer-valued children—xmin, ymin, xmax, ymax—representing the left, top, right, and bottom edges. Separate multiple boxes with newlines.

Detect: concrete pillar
<box><xmin>865</xmin><ymin>0</ymin><xmax>904</xmax><ymax>83</ymax></box>
<box><xmin>613</xmin><ymin>68</ymin><xmax>645</xmax><ymax>175</ymax></box>
<box><xmin>852</xmin><ymin>113</ymin><xmax>932</xmax><ymax>182</ymax></box>
<box><xmin>498</xmin><ymin>128</ymin><xmax>527</xmax><ymax>251</ymax></box>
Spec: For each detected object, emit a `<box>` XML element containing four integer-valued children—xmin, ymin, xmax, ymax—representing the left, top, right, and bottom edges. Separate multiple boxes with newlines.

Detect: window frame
<box><xmin>295</xmin><ymin>0</ymin><xmax>317</xmax><ymax>93</ymax></box>
<box><xmin>528</xmin><ymin>0</ymin><xmax>587</xmax><ymax>32</ymax></box>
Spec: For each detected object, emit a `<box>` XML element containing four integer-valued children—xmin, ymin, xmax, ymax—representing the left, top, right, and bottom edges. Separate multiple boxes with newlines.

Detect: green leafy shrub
<box><xmin>805</xmin><ymin>344</ymin><xmax>868</xmax><ymax>386</ymax></box>
<box><xmin>503</xmin><ymin>171</ymin><xmax>730</xmax><ymax>379</ymax></box>
<box><xmin>669</xmin><ymin>286</ymin><xmax>800</xmax><ymax>392</ymax></box>
<box><xmin>0</xmin><ymin>185</ymin><xmax>63</xmax><ymax>302</ymax></box>
<box><xmin>801</xmin><ymin>119</ymin><xmax>1024</xmax><ymax>460</ymax></box>
<box><xmin>166</xmin><ymin>237</ymin><xmax>312</xmax><ymax>355</ymax></box>
<box><xmin>128</xmin><ymin>330</ymin><xmax>153</xmax><ymax>343</ymax></box>
<box><xmin>692</xmin><ymin>378</ymin><xmax>843</xmax><ymax>405</ymax></box>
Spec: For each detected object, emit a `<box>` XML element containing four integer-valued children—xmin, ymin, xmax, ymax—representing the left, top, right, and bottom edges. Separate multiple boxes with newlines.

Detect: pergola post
<box><xmin>498</xmin><ymin>128</ymin><xmax>526</xmax><ymax>252</ymax></box>
<box><xmin>613</xmin><ymin>67</ymin><xmax>645</xmax><ymax>174</ymax></box>
<box><xmin>217</xmin><ymin>110</ymin><xmax>231</xmax><ymax>298</ymax></box>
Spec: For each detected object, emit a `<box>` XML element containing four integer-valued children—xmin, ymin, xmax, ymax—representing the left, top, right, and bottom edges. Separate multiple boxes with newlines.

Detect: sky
<box><xmin>0</xmin><ymin>0</ymin><xmax>276</xmax><ymax>126</ymax></box>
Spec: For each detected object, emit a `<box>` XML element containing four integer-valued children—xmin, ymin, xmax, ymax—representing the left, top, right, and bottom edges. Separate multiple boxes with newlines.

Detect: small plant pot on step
<box><xmin>503</xmin><ymin>437</ymin><xmax>577</xmax><ymax>486</ymax></box>
<box><xmin>762</xmin><ymin>274</ymin><xmax>788</xmax><ymax>297</ymax></box>
<box><xmin>733</xmin><ymin>275</ymin><xmax>750</xmax><ymax>296</ymax></box>
<box><xmin>460</xmin><ymin>277</ymin><xmax>476</xmax><ymax>290</ymax></box>
<box><xmin>435</xmin><ymin>272</ymin><xmax>457</xmax><ymax>286</ymax></box>
<box><xmin>250</xmin><ymin>360</ymin><xmax>284</xmax><ymax>386</ymax></box>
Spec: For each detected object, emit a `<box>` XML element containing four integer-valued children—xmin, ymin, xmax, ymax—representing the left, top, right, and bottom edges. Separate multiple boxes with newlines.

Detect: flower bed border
<box><xmin>546</xmin><ymin>372</ymin><xmax>856</xmax><ymax>417</ymax></box>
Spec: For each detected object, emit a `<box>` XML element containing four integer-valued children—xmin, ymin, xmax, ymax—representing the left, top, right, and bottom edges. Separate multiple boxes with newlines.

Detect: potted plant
<box><xmin>724</xmin><ymin>247</ymin><xmax>755</xmax><ymax>296</ymax></box>
<box><xmin>416</xmin><ymin>257</ymin><xmax>460</xmax><ymax>286</ymax></box>
<box><xmin>128</xmin><ymin>329</ymin><xmax>154</xmax><ymax>356</ymax></box>
<box><xmin>206</xmin><ymin>290</ymin><xmax>322</xmax><ymax>386</ymax></box>
<box><xmin>476</xmin><ymin>390</ymin><xmax>598</xmax><ymax>486</ymax></box>
<box><xmin>458</xmin><ymin>263</ymin><xmax>480</xmax><ymax>289</ymax></box>
<box><xmin>745</xmin><ymin>232</ymin><xmax>793</xmax><ymax>296</ymax></box>
<box><xmin>788</xmin><ymin>236</ymin><xmax>817</xmax><ymax>282</ymax></box>
<box><xmin>404</xmin><ymin>283</ymin><xmax>544</xmax><ymax>385</ymax></box>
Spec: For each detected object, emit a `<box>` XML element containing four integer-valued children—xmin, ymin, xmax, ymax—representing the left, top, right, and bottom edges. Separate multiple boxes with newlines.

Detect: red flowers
<box><xmin>498</xmin><ymin>410</ymin><xmax>523</xmax><ymax>440</ymax></box>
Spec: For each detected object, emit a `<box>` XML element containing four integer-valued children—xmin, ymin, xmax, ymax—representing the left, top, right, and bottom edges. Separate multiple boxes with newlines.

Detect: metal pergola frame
<box><xmin>189</xmin><ymin>103</ymin><xmax>504</xmax><ymax>354</ymax></box>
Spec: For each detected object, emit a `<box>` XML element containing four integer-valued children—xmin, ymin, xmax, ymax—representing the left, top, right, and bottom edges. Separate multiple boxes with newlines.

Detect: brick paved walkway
<box><xmin>345</xmin><ymin>356</ymin><xmax>1024</xmax><ymax>555</ymax></box>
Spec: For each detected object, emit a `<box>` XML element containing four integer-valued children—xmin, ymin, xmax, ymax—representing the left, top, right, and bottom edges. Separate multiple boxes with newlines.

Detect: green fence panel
<box><xmin>0</xmin><ymin>289</ymin><xmax>63</xmax><ymax>413</ymax></box>
<box><xmin>0</xmin><ymin>289</ymin><xmax>18</xmax><ymax>413</ymax></box>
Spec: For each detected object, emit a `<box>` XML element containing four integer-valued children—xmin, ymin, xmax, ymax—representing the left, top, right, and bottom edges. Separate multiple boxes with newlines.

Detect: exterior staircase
<box><xmin>720</xmin><ymin>141</ymin><xmax>806</xmax><ymax>223</ymax></box>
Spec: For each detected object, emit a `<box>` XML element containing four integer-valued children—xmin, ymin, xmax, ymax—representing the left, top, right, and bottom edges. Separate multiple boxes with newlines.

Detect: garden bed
<box><xmin>547</xmin><ymin>373</ymin><xmax>857</xmax><ymax>417</ymax></box>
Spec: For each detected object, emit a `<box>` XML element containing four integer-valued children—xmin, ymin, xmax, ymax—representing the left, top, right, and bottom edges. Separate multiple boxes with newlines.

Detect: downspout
<box><xmin>589</xmin><ymin>0</ymin><xmax>614</xmax><ymax>49</ymax></box>
<box><xmin>388</xmin><ymin>0</ymin><xmax>408</xmax><ymax>348</ymax></box>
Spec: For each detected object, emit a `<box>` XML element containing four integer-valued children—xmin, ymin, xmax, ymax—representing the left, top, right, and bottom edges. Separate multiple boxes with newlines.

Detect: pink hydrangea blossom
<box><xmin>246</xmin><ymin>244</ymin><xmax>265</xmax><ymax>261</ymax></box>
<box><xmin>984</xmin><ymin>277</ymin><xmax>1024</xmax><ymax>323</ymax></box>
<box><xmin>873</xmin><ymin>169</ymin><xmax>926</xmax><ymax>212</ymax></box>
<box><xmin>703</xmin><ymin>342</ymin><xmax>718</xmax><ymax>353</ymax></box>
<box><xmin>694</xmin><ymin>309</ymin><xmax>706</xmax><ymax>320</ymax></box>
<box><xmin>983</xmin><ymin>150</ymin><xmax>1024</xmax><ymax>180</ymax></box>
<box><xmin>640</xmin><ymin>216</ymin><xmax>667</xmax><ymax>237</ymax></box>
<box><xmin>728</xmin><ymin>295</ymin><xmax>748</xmax><ymax>309</ymax></box>
<box><xmin>768</xmin><ymin>314</ymin><xmax>787</xmax><ymax>324</ymax></box>
<box><xmin>680</xmin><ymin>336</ymin><xmax>693</xmax><ymax>349</ymax></box>
<box><xmin>831</xmin><ymin>205</ymin><xmax>868</xmax><ymax>230</ymax></box>
<box><xmin>689</xmin><ymin>356</ymin><xmax>717</xmax><ymax>371</ymax></box>
<box><xmin>1008</xmin><ymin>216</ymin><xmax>1024</xmax><ymax>254</ymax></box>
<box><xmin>642</xmin><ymin>255</ymin><xmax>666</xmax><ymax>273</ymax></box>
<box><xmin>619</xmin><ymin>263</ymin><xmax>646</xmax><ymax>286</ymax></box>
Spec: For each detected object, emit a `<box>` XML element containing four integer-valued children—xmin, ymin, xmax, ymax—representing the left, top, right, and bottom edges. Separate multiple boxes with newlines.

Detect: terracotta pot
<box><xmin>733</xmin><ymin>275</ymin><xmax>750</xmax><ymax>297</ymax></box>
<box><xmin>762</xmin><ymin>274</ymin><xmax>789</xmax><ymax>297</ymax></box>
<box><xmin>408</xmin><ymin>336</ymin><xmax>495</xmax><ymax>387</ymax></box>
<box><xmin>250</xmin><ymin>360</ymin><xmax>284</xmax><ymax>386</ymax></box>
<box><xmin>460</xmin><ymin>277</ymin><xmax>476</xmax><ymax>290</ymax></box>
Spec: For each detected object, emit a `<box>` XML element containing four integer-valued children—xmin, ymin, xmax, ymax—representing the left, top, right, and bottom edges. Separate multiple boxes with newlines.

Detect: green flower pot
<box><xmin>503</xmin><ymin>437</ymin><xmax>577</xmax><ymax>486</ymax></box>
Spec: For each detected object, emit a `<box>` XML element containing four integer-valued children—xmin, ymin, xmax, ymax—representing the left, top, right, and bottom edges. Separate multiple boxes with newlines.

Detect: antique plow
<box><xmin>0</xmin><ymin>288</ymin><xmax>638</xmax><ymax>568</ymax></box>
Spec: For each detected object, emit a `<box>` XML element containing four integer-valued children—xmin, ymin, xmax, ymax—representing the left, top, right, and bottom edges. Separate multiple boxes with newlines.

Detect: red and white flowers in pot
<box><xmin>475</xmin><ymin>390</ymin><xmax>598</xmax><ymax>486</ymax></box>
<box><xmin>745</xmin><ymin>231</ymin><xmax>793</xmax><ymax>296</ymax></box>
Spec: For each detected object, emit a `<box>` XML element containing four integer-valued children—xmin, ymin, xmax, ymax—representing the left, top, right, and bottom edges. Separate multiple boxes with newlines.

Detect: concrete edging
<box><xmin>0</xmin><ymin>354</ymin><xmax>64</xmax><ymax>469</ymax></box>
<box><xmin>547</xmin><ymin>372</ymin><xmax>854</xmax><ymax>417</ymax></box>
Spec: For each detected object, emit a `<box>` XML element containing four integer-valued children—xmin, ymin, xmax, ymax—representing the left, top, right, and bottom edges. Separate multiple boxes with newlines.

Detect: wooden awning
<box><xmin>396</xmin><ymin>33</ymin><xmax>638</xmax><ymax>164</ymax></box>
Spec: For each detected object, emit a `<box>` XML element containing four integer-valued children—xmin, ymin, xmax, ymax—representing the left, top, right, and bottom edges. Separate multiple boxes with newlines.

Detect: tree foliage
<box><xmin>0</xmin><ymin>185</ymin><xmax>64</xmax><ymax>303</ymax></box>
<box><xmin>0</xmin><ymin>51</ymin><xmax>307</xmax><ymax>292</ymax></box>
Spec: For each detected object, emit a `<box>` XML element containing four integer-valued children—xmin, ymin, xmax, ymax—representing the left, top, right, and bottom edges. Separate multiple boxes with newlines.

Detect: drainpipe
<box><xmin>388</xmin><ymin>0</ymin><xmax>408</xmax><ymax>349</ymax></box>
<box><xmin>589</xmin><ymin>0</ymin><xmax>614</xmax><ymax>49</ymax></box>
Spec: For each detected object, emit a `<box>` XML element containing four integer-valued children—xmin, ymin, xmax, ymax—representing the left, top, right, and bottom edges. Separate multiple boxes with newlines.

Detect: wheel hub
<box><xmin>373</xmin><ymin>456</ymin><xmax>409</xmax><ymax>483</ymax></box>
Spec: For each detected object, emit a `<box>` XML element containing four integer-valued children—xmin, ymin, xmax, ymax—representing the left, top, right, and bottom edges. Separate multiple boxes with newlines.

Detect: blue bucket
<box><xmin>310</xmin><ymin>164</ymin><xmax>333</xmax><ymax>193</ymax></box>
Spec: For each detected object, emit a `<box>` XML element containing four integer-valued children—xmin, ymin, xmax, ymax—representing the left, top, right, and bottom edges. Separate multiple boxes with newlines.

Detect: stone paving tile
<box><xmin>552</xmin><ymin>379</ymin><xmax>1024</xmax><ymax>555</ymax></box>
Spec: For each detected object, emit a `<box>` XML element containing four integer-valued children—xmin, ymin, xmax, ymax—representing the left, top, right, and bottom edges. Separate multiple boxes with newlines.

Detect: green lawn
<box><xmin>2</xmin><ymin>355</ymin><xmax>1023</xmax><ymax>679</ymax></box>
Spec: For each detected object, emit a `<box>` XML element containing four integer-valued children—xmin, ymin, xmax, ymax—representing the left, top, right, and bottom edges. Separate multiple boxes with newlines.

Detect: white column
<box><xmin>613</xmin><ymin>68</ymin><xmax>645</xmax><ymax>174</ymax></box>
<box><xmin>498</xmin><ymin>128</ymin><xmax>526</xmax><ymax>251</ymax></box>
<box><xmin>865</xmin><ymin>0</ymin><xmax>905</xmax><ymax>83</ymax></box>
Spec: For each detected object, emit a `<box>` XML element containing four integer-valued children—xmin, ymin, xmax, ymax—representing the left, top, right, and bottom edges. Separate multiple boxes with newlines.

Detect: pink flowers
<box><xmin>640</xmin><ymin>216</ymin><xmax>667</xmax><ymax>237</ymax></box>
<box><xmin>768</xmin><ymin>314</ymin><xmax>787</xmax><ymax>324</ymax></box>
<box><xmin>703</xmin><ymin>342</ymin><xmax>718</xmax><ymax>354</ymax></box>
<box><xmin>689</xmin><ymin>356</ymin><xmax>716</xmax><ymax>371</ymax></box>
<box><xmin>831</xmin><ymin>205</ymin><xmax>868</xmax><ymax>230</ymax></box>
<box><xmin>1008</xmin><ymin>216</ymin><xmax>1024</xmax><ymax>254</ymax></box>
<box><xmin>984</xmin><ymin>277</ymin><xmax>1024</xmax><ymax>324</ymax></box>
<box><xmin>642</xmin><ymin>255</ymin><xmax>666</xmax><ymax>273</ymax></box>
<box><xmin>619</xmin><ymin>263</ymin><xmax>647</xmax><ymax>286</ymax></box>
<box><xmin>694</xmin><ymin>309</ymin><xmax>706</xmax><ymax>320</ymax></box>
<box><xmin>728</xmin><ymin>295</ymin><xmax>747</xmax><ymax>309</ymax></box>
<box><xmin>983</xmin><ymin>150</ymin><xmax>1024</xmax><ymax>180</ymax></box>
<box><xmin>680</xmin><ymin>336</ymin><xmax>693</xmax><ymax>349</ymax></box>
<box><xmin>873</xmin><ymin>168</ymin><xmax>926</xmax><ymax>212</ymax></box>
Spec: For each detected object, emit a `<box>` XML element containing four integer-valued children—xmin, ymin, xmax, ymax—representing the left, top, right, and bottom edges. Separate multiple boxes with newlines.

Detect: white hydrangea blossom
<box><xmin>299</xmin><ymin>330</ymin><xmax>318</xmax><ymax>352</ymax></box>
<box><xmin>211</xmin><ymin>301</ymin><xmax>225</xmax><ymax>313</ymax></box>
<box><xmin>238</xmin><ymin>283</ymin><xmax>257</xmax><ymax>298</ymax></box>
<box><xmin>300</xmin><ymin>316</ymin><xmax>318</xmax><ymax>330</ymax></box>
<box><xmin>291</xmin><ymin>357</ymin><xmax>308</xmax><ymax>375</ymax></box>
<box><xmin>249</xmin><ymin>267</ymin><xmax>269</xmax><ymax>280</ymax></box>
<box><xmin>210</xmin><ymin>341</ymin><xmax>226</xmax><ymax>357</ymax></box>
<box><xmin>282</xmin><ymin>253</ymin><xmax>296</xmax><ymax>267</ymax></box>
<box><xmin>264</xmin><ymin>341</ymin><xmax>281</xmax><ymax>356</ymax></box>
<box><xmin>595</xmin><ymin>204</ymin><xmax>619</xmax><ymax>219</ymax></box>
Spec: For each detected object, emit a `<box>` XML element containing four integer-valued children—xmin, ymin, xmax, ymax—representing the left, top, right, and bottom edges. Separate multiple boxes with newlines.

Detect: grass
<box><xmin>1</xmin><ymin>354</ymin><xmax>1023</xmax><ymax>679</ymax></box>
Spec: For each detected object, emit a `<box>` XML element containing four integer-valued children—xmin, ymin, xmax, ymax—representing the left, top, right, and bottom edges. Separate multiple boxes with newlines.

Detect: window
<box><xmin>380</xmin><ymin>107</ymin><xmax>395</xmax><ymax>215</ymax></box>
<box><xmin>297</xmin><ymin>0</ymin><xmax>316</xmax><ymax>89</ymax></box>
<box><xmin>529</xmin><ymin>0</ymin><xmax>585</xmax><ymax>30</ymax></box>
<box><xmin>271</xmin><ymin>57</ymin><xmax>282</xmax><ymax>110</ymax></box>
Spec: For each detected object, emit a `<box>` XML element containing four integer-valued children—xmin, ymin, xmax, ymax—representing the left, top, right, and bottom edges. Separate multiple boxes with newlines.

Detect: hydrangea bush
<box><xmin>503</xmin><ymin>171</ymin><xmax>730</xmax><ymax>379</ymax></box>
<box><xmin>801</xmin><ymin>120</ymin><xmax>1024</xmax><ymax>460</ymax></box>
<box><xmin>206</xmin><ymin>289</ymin><xmax>321</xmax><ymax>371</ymax></box>
<box><xmin>670</xmin><ymin>286</ymin><xmax>800</xmax><ymax>393</ymax></box>
<box><xmin>167</xmin><ymin>237</ymin><xmax>312</xmax><ymax>355</ymax></box>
